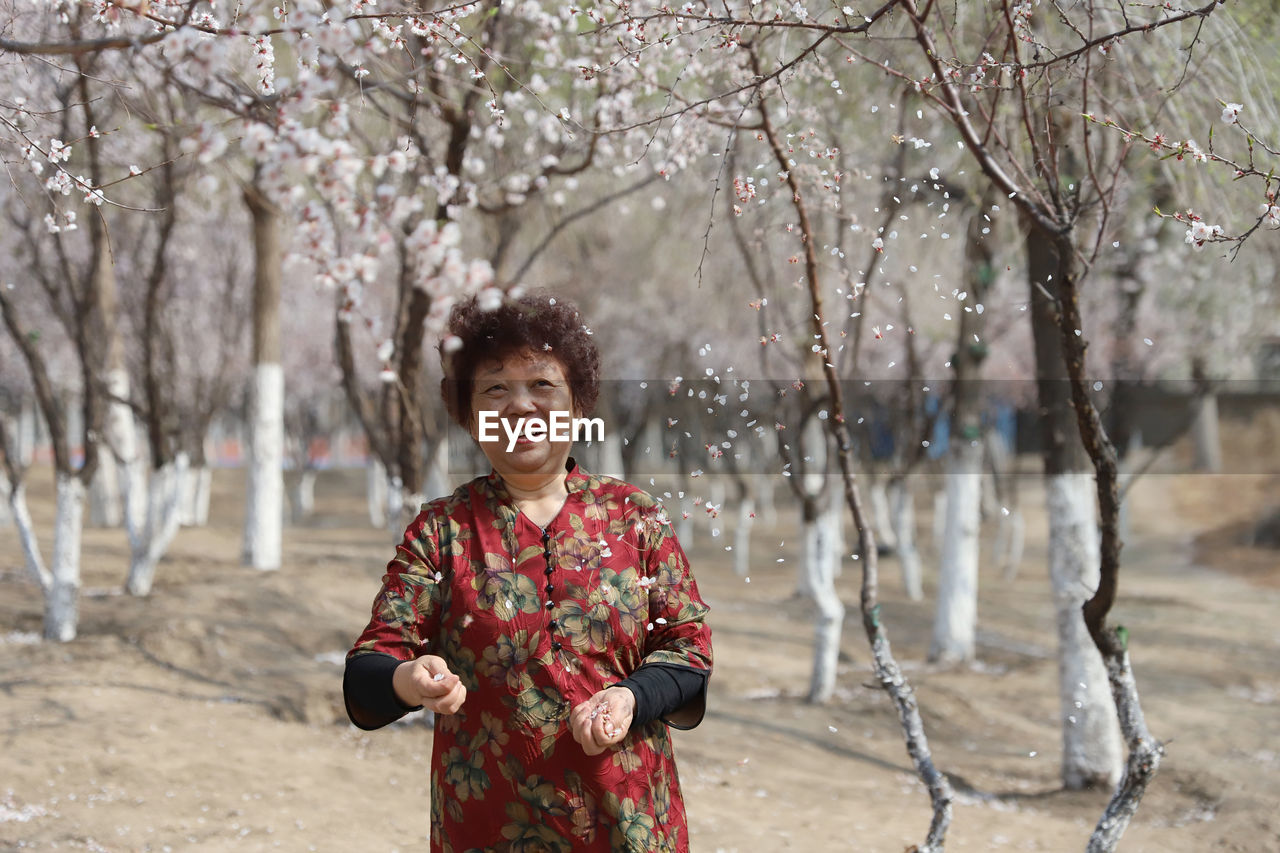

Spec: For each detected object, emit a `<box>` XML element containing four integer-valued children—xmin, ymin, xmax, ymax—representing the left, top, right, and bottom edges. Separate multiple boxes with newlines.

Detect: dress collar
<box><xmin>482</xmin><ymin>458</ymin><xmax>590</xmax><ymax>551</ymax></box>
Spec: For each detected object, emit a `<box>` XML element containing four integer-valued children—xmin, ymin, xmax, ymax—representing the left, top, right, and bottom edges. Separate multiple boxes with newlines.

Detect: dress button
<box><xmin>552</xmin><ymin>641</ymin><xmax>563</xmax><ymax>651</ymax></box>
<box><xmin>548</xmin><ymin>619</ymin><xmax>559</xmax><ymax>631</ymax></box>
<box><xmin>544</xmin><ymin>583</ymin><xmax>555</xmax><ymax>594</ymax></box>
<box><xmin>544</xmin><ymin>601</ymin><xmax>554</xmax><ymax>610</ymax></box>
<box><xmin>544</xmin><ymin>566</ymin><xmax>554</xmax><ymax>576</ymax></box>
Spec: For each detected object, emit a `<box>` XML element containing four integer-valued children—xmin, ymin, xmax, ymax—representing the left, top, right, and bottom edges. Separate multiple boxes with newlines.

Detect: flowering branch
<box><xmin>752</xmin><ymin>46</ymin><xmax>954</xmax><ymax>853</ymax></box>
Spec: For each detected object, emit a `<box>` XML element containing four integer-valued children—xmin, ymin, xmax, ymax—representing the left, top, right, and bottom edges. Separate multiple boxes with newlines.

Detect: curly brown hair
<box><xmin>439</xmin><ymin>290</ymin><xmax>601</xmax><ymax>428</ymax></box>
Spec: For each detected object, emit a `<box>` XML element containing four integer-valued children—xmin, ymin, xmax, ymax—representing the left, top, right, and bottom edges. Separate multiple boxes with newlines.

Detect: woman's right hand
<box><xmin>392</xmin><ymin>655</ymin><xmax>467</xmax><ymax>714</ymax></box>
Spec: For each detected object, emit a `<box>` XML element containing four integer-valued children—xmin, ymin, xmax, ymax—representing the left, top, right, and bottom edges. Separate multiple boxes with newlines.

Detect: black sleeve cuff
<box><xmin>343</xmin><ymin>652</ymin><xmax>422</xmax><ymax>731</ymax></box>
<box><xmin>615</xmin><ymin>664</ymin><xmax>709</xmax><ymax>730</ymax></box>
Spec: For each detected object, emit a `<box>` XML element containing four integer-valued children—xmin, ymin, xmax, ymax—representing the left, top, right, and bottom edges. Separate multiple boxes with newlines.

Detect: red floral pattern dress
<box><xmin>348</xmin><ymin>461</ymin><xmax>714</xmax><ymax>852</ymax></box>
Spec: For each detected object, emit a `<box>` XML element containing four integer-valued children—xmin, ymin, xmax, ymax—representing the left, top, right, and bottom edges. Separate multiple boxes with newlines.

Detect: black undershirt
<box><xmin>343</xmin><ymin>652</ymin><xmax>708</xmax><ymax>732</ymax></box>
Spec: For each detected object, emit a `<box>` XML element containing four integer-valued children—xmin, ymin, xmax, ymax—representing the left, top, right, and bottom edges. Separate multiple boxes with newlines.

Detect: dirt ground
<box><xmin>2</xmin><ymin>438</ymin><xmax>1278</xmax><ymax>852</ymax></box>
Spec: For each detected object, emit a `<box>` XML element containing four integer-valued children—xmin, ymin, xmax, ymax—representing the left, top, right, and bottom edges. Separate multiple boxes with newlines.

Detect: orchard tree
<box><xmin>575</xmin><ymin>0</ymin><xmax>1277</xmax><ymax>847</ymax></box>
<box><xmin>0</xmin><ymin>5</ymin><xmax>146</xmax><ymax>638</ymax></box>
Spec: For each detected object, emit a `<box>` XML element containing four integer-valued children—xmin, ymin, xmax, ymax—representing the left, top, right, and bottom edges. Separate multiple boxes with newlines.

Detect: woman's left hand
<box><xmin>570</xmin><ymin>686</ymin><xmax>636</xmax><ymax>755</ymax></box>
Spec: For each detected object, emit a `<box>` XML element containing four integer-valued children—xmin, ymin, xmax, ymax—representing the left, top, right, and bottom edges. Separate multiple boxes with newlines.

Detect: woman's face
<box><xmin>468</xmin><ymin>348</ymin><xmax>577</xmax><ymax>480</ymax></box>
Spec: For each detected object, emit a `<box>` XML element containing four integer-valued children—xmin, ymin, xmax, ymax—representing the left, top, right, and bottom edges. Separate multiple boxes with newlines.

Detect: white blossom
<box><xmin>1184</xmin><ymin>219</ymin><xmax>1223</xmax><ymax>250</ymax></box>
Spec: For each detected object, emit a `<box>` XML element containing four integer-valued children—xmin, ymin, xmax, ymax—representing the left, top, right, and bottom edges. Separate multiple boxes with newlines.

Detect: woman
<box><xmin>344</xmin><ymin>291</ymin><xmax>714</xmax><ymax>852</ymax></box>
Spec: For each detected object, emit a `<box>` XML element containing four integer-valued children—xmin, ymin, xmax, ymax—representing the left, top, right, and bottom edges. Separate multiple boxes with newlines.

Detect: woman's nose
<box><xmin>505</xmin><ymin>385</ymin><xmax>539</xmax><ymax>415</ymax></box>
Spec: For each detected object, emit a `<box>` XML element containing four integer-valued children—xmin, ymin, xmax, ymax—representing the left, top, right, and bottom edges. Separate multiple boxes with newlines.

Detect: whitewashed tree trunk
<box><xmin>88</xmin><ymin>454</ymin><xmax>121</xmax><ymax>527</ymax></box>
<box><xmin>242</xmin><ymin>180</ymin><xmax>284</xmax><ymax>571</ymax></box>
<box><xmin>1047</xmin><ymin>472</ymin><xmax>1123</xmax><ymax>789</ymax></box>
<box><xmin>599</xmin><ymin>430</ymin><xmax>626</xmax><ymax>480</ymax></box>
<box><xmin>181</xmin><ymin>465</ymin><xmax>213</xmax><ymax>527</ymax></box>
<box><xmin>995</xmin><ymin>508</ymin><xmax>1026</xmax><ymax>581</ymax></box>
<box><xmin>367</xmin><ymin>459</ymin><xmax>388</xmax><ymax>528</ymax></box>
<box><xmin>888</xmin><ymin>479</ymin><xmax>924</xmax><ymax>601</ymax></box>
<box><xmin>870</xmin><ymin>478</ymin><xmax>897</xmax><ymax>551</ymax></box>
<box><xmin>109</xmin><ymin>368</ymin><xmax>157</xmax><ymax>591</ymax></box>
<box><xmin>732</xmin><ymin>496</ymin><xmax>754</xmax><ymax>576</ymax></box>
<box><xmin>805</xmin><ymin>509</ymin><xmax>845</xmax><ymax>703</ymax></box>
<box><xmin>794</xmin><ymin>509</ymin><xmax>817</xmax><ymax>600</ymax></box>
<box><xmin>93</xmin><ymin>369</ymin><xmax>146</xmax><ymax>532</ymax></box>
<box><xmin>756</xmin><ymin>474</ymin><xmax>777</xmax><ymax>527</ymax></box>
<box><xmin>386</xmin><ymin>474</ymin><xmax>407</xmax><ymax>538</ymax></box>
<box><xmin>932</xmin><ymin>489</ymin><xmax>947</xmax><ymax>553</ymax></box>
<box><xmin>289</xmin><ymin>469</ymin><xmax>317</xmax><ymax>523</ymax></box>
<box><xmin>756</xmin><ymin>430</ymin><xmax>779</xmax><ymax>526</ymax></box>
<box><xmin>637</xmin><ymin>419</ymin><xmax>664</xmax><ymax>481</ymax></box>
<box><xmin>708</xmin><ymin>476</ymin><xmax>727</xmax><ymax>512</ymax></box>
<box><xmin>980</xmin><ymin>465</ymin><xmax>1001</xmax><ymax>522</ymax></box>
<box><xmin>1190</xmin><ymin>392</ymin><xmax>1222</xmax><ymax>473</ymax></box>
<box><xmin>125</xmin><ymin>455</ymin><xmax>189</xmax><ymax>596</ymax></box>
<box><xmin>677</xmin><ymin>491</ymin><xmax>695</xmax><ymax>549</ymax></box>
<box><xmin>826</xmin><ymin>493</ymin><xmax>845</xmax><ymax>577</ymax></box>
<box><xmin>930</xmin><ymin>442</ymin><xmax>983</xmax><ymax>663</ymax></box>
<box><xmin>985</xmin><ymin>429</ymin><xmax>1025</xmax><ymax>580</ymax></box>
<box><xmin>243</xmin><ymin>364</ymin><xmax>284</xmax><ymax>570</ymax></box>
<box><xmin>16</xmin><ymin>399</ymin><xmax>38</xmax><ymax>466</ymax></box>
<box><xmin>9</xmin><ymin>482</ymin><xmax>51</xmax><ymax>592</ymax></box>
<box><xmin>46</xmin><ymin>474</ymin><xmax>86</xmax><ymax>642</ymax></box>
<box><xmin>1116</xmin><ymin>431</ymin><xmax>1143</xmax><ymax>546</ymax></box>
<box><xmin>424</xmin><ymin>438</ymin><xmax>450</xmax><ymax>501</ymax></box>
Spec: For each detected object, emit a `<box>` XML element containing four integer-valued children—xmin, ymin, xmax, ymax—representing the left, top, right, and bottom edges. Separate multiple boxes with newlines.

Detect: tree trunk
<box><xmin>367</xmin><ymin>458</ymin><xmax>389</xmax><ymax>528</ymax></box>
<box><xmin>931</xmin><ymin>200</ymin><xmax>992</xmax><ymax>662</ymax></box>
<box><xmin>289</xmin><ymin>468</ymin><xmax>318</xmax><ymax>523</ymax></box>
<box><xmin>985</xmin><ymin>428</ymin><xmax>1025</xmax><ymax>579</ymax></box>
<box><xmin>87</xmin><ymin>270</ymin><xmax>133</xmax><ymax>530</ymax></box>
<box><xmin>1029</xmin><ymin>222</ymin><xmax>1122</xmax><ymax>789</ymax></box>
<box><xmin>869</xmin><ymin>478</ymin><xmax>896</xmax><ymax>552</ymax></box>
<box><xmin>98</xmin><ymin>368</ymin><xmax>146</xmax><ymax>537</ymax></box>
<box><xmin>241</xmin><ymin>181</ymin><xmax>284</xmax><ymax>571</ymax></box>
<box><xmin>125</xmin><ymin>456</ymin><xmax>189</xmax><ymax>596</ymax></box>
<box><xmin>385</xmin><ymin>472</ymin><xmax>406</xmax><ymax>537</ymax></box>
<box><xmin>0</xmin><ymin>471</ymin><xmax>10</xmax><ymax>526</ymax></box>
<box><xmin>931</xmin><ymin>488</ymin><xmax>947</xmax><ymax>553</ymax></box>
<box><xmin>930</xmin><ymin>442</ymin><xmax>982</xmax><ymax>663</ymax></box>
<box><xmin>995</xmin><ymin>506</ymin><xmax>1026</xmax><ymax>581</ymax></box>
<box><xmin>1048</xmin><ymin>471</ymin><xmax>1123</xmax><ymax>789</ymax></box>
<box><xmin>424</xmin><ymin>437</ymin><xmax>450</xmax><ymax>501</ymax></box>
<box><xmin>45</xmin><ymin>474</ymin><xmax>86</xmax><ymax>642</ymax></box>
<box><xmin>9</xmin><ymin>482</ymin><xmax>51</xmax><ymax>593</ymax></box>
<box><xmin>804</xmin><ymin>502</ymin><xmax>844</xmax><ymax>704</ymax></box>
<box><xmin>1190</xmin><ymin>356</ymin><xmax>1222</xmax><ymax>473</ymax></box>
<box><xmin>595</xmin><ymin>394</ymin><xmax>627</xmax><ymax>479</ymax></box>
<box><xmin>16</xmin><ymin>398</ymin><xmax>38</xmax><ymax>467</ymax></box>
<box><xmin>756</xmin><ymin>472</ymin><xmax>777</xmax><ymax>527</ymax></box>
<box><xmin>677</xmin><ymin>491</ymin><xmax>695</xmax><ymax>549</ymax></box>
<box><xmin>181</xmin><ymin>465</ymin><xmax>213</xmax><ymax>527</ymax></box>
<box><xmin>888</xmin><ymin>479</ymin><xmax>923</xmax><ymax>601</ymax></box>
<box><xmin>827</xmin><ymin>491</ymin><xmax>845</xmax><ymax>577</ymax></box>
<box><xmin>732</xmin><ymin>496</ymin><xmax>754</xmax><ymax>577</ymax></box>
<box><xmin>88</xmin><ymin>454</ymin><xmax>121</xmax><ymax>527</ymax></box>
<box><xmin>755</xmin><ymin>429</ymin><xmax>778</xmax><ymax>526</ymax></box>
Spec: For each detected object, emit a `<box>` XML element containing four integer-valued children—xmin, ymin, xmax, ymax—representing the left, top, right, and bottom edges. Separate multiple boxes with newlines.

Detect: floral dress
<box><xmin>348</xmin><ymin>461</ymin><xmax>714</xmax><ymax>852</ymax></box>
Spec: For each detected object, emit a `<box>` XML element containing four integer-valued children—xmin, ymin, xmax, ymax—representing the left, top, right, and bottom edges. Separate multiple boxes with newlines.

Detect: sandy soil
<box><xmin>1</xmin><ymin>453</ymin><xmax>1277</xmax><ymax>852</ymax></box>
